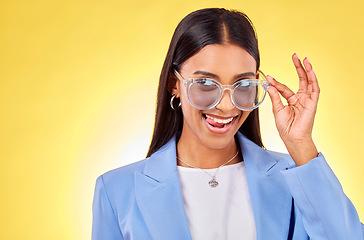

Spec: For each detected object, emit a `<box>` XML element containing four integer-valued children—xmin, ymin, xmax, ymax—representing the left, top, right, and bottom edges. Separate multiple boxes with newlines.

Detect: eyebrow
<box><xmin>192</xmin><ymin>70</ymin><xmax>256</xmax><ymax>80</ymax></box>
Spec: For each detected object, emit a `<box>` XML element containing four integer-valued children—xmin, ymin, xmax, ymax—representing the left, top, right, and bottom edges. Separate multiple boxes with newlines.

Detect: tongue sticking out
<box><xmin>205</xmin><ymin>117</ymin><xmax>225</xmax><ymax>128</ymax></box>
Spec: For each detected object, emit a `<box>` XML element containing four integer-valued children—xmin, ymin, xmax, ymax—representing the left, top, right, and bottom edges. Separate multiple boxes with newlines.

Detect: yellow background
<box><xmin>1</xmin><ymin>0</ymin><xmax>363</xmax><ymax>239</ymax></box>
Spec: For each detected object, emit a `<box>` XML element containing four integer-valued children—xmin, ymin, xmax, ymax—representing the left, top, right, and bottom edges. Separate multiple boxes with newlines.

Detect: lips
<box><xmin>203</xmin><ymin>114</ymin><xmax>238</xmax><ymax>134</ymax></box>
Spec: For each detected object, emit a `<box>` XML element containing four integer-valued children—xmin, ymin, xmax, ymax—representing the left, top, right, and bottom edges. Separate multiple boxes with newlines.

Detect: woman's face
<box><xmin>174</xmin><ymin>44</ymin><xmax>257</xmax><ymax>149</ymax></box>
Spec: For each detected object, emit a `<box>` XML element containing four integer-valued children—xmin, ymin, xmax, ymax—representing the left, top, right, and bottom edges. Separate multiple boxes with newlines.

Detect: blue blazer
<box><xmin>92</xmin><ymin>132</ymin><xmax>364</xmax><ymax>239</ymax></box>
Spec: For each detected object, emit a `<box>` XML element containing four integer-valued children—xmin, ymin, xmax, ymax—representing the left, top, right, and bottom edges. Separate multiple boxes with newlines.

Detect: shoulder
<box><xmin>97</xmin><ymin>135</ymin><xmax>178</xmax><ymax>197</ymax></box>
<box><xmin>95</xmin><ymin>158</ymin><xmax>149</xmax><ymax>209</ymax></box>
<box><xmin>102</xmin><ymin>159</ymin><xmax>148</xmax><ymax>183</ymax></box>
<box><xmin>98</xmin><ymin>158</ymin><xmax>148</xmax><ymax>192</ymax></box>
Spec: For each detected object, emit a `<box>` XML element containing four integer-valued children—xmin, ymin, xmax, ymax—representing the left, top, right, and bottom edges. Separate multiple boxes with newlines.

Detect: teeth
<box><xmin>206</xmin><ymin>115</ymin><xmax>234</xmax><ymax>124</ymax></box>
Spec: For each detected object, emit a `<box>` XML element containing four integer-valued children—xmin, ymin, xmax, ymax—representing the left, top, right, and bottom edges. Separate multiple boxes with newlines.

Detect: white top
<box><xmin>177</xmin><ymin>161</ymin><xmax>256</xmax><ymax>240</ymax></box>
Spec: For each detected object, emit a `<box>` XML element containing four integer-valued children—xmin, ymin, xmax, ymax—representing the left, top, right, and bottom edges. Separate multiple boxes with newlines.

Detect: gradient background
<box><xmin>1</xmin><ymin>0</ymin><xmax>363</xmax><ymax>239</ymax></box>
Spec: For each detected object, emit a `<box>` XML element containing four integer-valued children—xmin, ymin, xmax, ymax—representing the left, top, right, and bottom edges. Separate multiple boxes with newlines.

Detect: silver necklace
<box><xmin>177</xmin><ymin>150</ymin><xmax>240</xmax><ymax>188</ymax></box>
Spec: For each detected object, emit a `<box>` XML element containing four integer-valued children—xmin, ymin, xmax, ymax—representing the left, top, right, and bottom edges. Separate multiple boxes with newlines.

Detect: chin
<box><xmin>200</xmin><ymin>131</ymin><xmax>239</xmax><ymax>150</ymax></box>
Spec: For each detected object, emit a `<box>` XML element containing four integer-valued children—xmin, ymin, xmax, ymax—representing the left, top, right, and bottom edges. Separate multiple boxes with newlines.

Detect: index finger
<box><xmin>292</xmin><ymin>53</ymin><xmax>309</xmax><ymax>93</ymax></box>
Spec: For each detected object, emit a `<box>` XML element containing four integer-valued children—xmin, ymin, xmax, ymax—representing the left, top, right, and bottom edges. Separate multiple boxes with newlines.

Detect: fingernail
<box><xmin>267</xmin><ymin>75</ymin><xmax>275</xmax><ymax>83</ymax></box>
<box><xmin>294</xmin><ymin>53</ymin><xmax>299</xmax><ymax>59</ymax></box>
<box><xmin>306</xmin><ymin>57</ymin><xmax>311</xmax><ymax>64</ymax></box>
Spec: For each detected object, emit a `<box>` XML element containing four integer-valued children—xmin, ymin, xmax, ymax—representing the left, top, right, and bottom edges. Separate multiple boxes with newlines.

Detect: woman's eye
<box><xmin>239</xmin><ymin>81</ymin><xmax>251</xmax><ymax>87</ymax></box>
<box><xmin>199</xmin><ymin>79</ymin><xmax>214</xmax><ymax>85</ymax></box>
<box><xmin>196</xmin><ymin>79</ymin><xmax>218</xmax><ymax>91</ymax></box>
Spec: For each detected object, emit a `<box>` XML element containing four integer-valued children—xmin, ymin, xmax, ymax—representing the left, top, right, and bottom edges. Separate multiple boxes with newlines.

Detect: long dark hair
<box><xmin>147</xmin><ymin>8</ymin><xmax>264</xmax><ymax>157</ymax></box>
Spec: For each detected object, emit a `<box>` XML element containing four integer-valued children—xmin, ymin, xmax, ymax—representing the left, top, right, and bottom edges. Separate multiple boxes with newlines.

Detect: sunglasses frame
<box><xmin>173</xmin><ymin>69</ymin><xmax>270</xmax><ymax>111</ymax></box>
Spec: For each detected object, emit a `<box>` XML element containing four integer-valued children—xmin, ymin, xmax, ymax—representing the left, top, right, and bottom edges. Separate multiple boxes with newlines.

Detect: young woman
<box><xmin>92</xmin><ymin>8</ymin><xmax>364</xmax><ymax>240</ymax></box>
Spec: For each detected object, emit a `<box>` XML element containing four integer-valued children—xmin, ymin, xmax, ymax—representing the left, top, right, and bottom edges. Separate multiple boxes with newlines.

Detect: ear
<box><xmin>167</xmin><ymin>72</ymin><xmax>180</xmax><ymax>97</ymax></box>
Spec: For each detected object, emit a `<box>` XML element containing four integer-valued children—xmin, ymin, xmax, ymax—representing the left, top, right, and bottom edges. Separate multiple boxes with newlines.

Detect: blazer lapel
<box><xmin>134</xmin><ymin>136</ymin><xmax>192</xmax><ymax>240</ymax></box>
<box><xmin>238</xmin><ymin>133</ymin><xmax>293</xmax><ymax>240</ymax></box>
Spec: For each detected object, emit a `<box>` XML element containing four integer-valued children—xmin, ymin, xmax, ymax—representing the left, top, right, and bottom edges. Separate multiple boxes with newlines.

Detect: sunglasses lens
<box><xmin>188</xmin><ymin>79</ymin><xmax>220</xmax><ymax>109</ymax></box>
<box><xmin>233</xmin><ymin>80</ymin><xmax>269</xmax><ymax>110</ymax></box>
<box><xmin>187</xmin><ymin>78</ymin><xmax>269</xmax><ymax>110</ymax></box>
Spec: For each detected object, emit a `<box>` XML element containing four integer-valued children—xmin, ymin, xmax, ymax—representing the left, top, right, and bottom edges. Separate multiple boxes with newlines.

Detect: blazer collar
<box><xmin>237</xmin><ymin>132</ymin><xmax>280</xmax><ymax>174</ymax></box>
<box><xmin>143</xmin><ymin>135</ymin><xmax>179</xmax><ymax>182</ymax></box>
<box><xmin>237</xmin><ymin>132</ymin><xmax>294</xmax><ymax>239</ymax></box>
<box><xmin>135</xmin><ymin>135</ymin><xmax>192</xmax><ymax>240</ymax></box>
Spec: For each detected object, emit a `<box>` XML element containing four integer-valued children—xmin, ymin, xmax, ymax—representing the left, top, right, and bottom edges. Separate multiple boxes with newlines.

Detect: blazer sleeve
<box><xmin>92</xmin><ymin>175</ymin><xmax>124</xmax><ymax>240</ymax></box>
<box><xmin>281</xmin><ymin>153</ymin><xmax>364</xmax><ymax>239</ymax></box>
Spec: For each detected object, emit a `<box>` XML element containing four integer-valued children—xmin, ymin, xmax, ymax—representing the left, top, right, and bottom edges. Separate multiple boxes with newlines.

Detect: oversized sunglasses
<box><xmin>174</xmin><ymin>70</ymin><xmax>270</xmax><ymax>111</ymax></box>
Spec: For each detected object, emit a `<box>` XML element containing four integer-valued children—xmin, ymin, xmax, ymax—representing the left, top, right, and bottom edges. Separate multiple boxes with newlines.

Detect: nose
<box><xmin>215</xmin><ymin>89</ymin><xmax>235</xmax><ymax>111</ymax></box>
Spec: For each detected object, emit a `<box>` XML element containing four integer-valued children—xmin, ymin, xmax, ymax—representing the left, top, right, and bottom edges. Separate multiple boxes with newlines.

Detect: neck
<box><xmin>176</xmin><ymin>133</ymin><xmax>242</xmax><ymax>169</ymax></box>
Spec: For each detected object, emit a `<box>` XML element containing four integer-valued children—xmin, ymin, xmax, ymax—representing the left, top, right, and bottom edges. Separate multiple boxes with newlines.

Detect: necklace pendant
<box><xmin>209</xmin><ymin>178</ymin><xmax>218</xmax><ymax>188</ymax></box>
